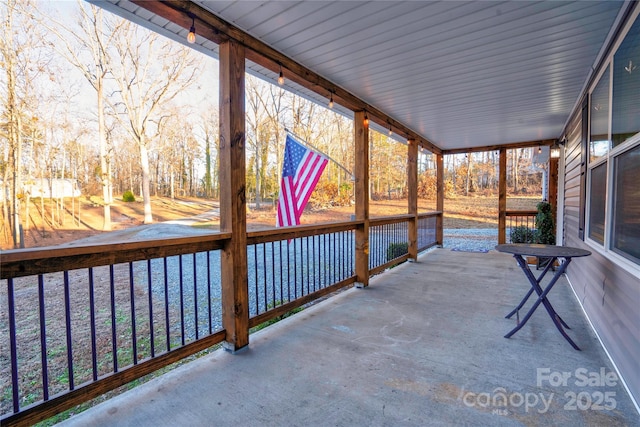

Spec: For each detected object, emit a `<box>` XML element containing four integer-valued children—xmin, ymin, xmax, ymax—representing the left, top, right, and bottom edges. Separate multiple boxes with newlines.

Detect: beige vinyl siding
<box><xmin>562</xmin><ymin>107</ymin><xmax>640</xmax><ymax>406</ymax></box>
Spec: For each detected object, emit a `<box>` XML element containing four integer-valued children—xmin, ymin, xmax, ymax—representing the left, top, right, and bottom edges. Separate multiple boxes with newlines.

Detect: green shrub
<box><xmin>510</xmin><ymin>226</ymin><xmax>534</xmax><ymax>243</ymax></box>
<box><xmin>534</xmin><ymin>201</ymin><xmax>555</xmax><ymax>245</ymax></box>
<box><xmin>122</xmin><ymin>190</ymin><xmax>136</xmax><ymax>202</ymax></box>
<box><xmin>387</xmin><ymin>242</ymin><xmax>409</xmax><ymax>261</ymax></box>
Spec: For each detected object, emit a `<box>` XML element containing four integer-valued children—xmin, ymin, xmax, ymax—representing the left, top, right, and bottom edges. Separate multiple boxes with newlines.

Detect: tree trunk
<box><xmin>170</xmin><ymin>165</ymin><xmax>175</xmax><ymax>200</ymax></box>
<box><xmin>140</xmin><ymin>143</ymin><xmax>153</xmax><ymax>223</ymax></box>
<box><xmin>13</xmin><ymin>114</ymin><xmax>23</xmax><ymax>248</ymax></box>
<box><xmin>255</xmin><ymin>146</ymin><xmax>261</xmax><ymax>209</ymax></box>
<box><xmin>205</xmin><ymin>137</ymin><xmax>212</xmax><ymax>198</ymax></box>
<box><xmin>97</xmin><ymin>79</ymin><xmax>112</xmax><ymax>230</ymax></box>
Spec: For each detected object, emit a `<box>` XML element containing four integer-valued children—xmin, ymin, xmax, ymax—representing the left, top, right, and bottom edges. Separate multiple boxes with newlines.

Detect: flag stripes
<box><xmin>277</xmin><ymin>135</ymin><xmax>328</xmax><ymax>227</ymax></box>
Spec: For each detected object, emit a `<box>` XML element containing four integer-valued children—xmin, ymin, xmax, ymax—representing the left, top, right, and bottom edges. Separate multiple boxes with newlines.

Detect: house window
<box><xmin>588</xmin><ymin>162</ymin><xmax>607</xmax><ymax>245</ymax></box>
<box><xmin>612</xmin><ymin>144</ymin><xmax>640</xmax><ymax>263</ymax></box>
<box><xmin>585</xmin><ymin>11</ymin><xmax>640</xmax><ymax>270</ymax></box>
<box><xmin>612</xmin><ymin>17</ymin><xmax>640</xmax><ymax>148</ymax></box>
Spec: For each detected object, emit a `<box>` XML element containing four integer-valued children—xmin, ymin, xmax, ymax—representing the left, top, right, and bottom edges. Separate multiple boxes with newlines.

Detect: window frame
<box><xmin>585</xmin><ymin>9</ymin><xmax>640</xmax><ymax>278</ymax></box>
<box><xmin>586</xmin><ymin>134</ymin><xmax>640</xmax><ymax>277</ymax></box>
<box><xmin>609</xmin><ymin>136</ymin><xmax>640</xmax><ymax>265</ymax></box>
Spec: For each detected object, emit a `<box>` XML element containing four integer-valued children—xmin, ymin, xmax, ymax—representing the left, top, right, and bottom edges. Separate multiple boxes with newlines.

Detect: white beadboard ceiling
<box><xmin>96</xmin><ymin>0</ymin><xmax>628</xmax><ymax>151</ymax></box>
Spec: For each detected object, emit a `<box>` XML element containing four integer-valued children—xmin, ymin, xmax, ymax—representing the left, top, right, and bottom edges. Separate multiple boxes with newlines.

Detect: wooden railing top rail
<box><xmin>505</xmin><ymin>210</ymin><xmax>538</xmax><ymax>216</ymax></box>
<box><xmin>370</xmin><ymin>211</ymin><xmax>441</xmax><ymax>227</ymax></box>
<box><xmin>369</xmin><ymin>214</ymin><xmax>413</xmax><ymax>227</ymax></box>
<box><xmin>246</xmin><ymin>220</ymin><xmax>361</xmax><ymax>245</ymax></box>
<box><xmin>2</xmin><ymin>212</ymin><xmax>444</xmax><ymax>279</ymax></box>
<box><xmin>1</xmin><ymin>232</ymin><xmax>232</xmax><ymax>279</ymax></box>
<box><xmin>417</xmin><ymin>211</ymin><xmax>442</xmax><ymax>218</ymax></box>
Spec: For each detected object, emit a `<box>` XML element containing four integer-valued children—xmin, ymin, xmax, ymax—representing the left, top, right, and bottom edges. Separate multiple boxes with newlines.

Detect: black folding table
<box><xmin>495</xmin><ymin>243</ymin><xmax>591</xmax><ymax>350</ymax></box>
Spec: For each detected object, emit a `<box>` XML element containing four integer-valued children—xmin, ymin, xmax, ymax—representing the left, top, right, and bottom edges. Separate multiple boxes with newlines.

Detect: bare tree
<box><xmin>109</xmin><ymin>21</ymin><xmax>198</xmax><ymax>223</ymax></box>
<box><xmin>200</xmin><ymin>109</ymin><xmax>219</xmax><ymax>199</ymax></box>
<box><xmin>246</xmin><ymin>78</ymin><xmax>269</xmax><ymax>208</ymax></box>
<box><xmin>40</xmin><ymin>2</ymin><xmax>125</xmax><ymax>231</ymax></box>
<box><xmin>0</xmin><ymin>0</ymin><xmax>51</xmax><ymax>247</ymax></box>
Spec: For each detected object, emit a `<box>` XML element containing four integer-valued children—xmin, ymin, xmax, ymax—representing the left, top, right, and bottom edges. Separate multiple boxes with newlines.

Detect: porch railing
<box><xmin>1</xmin><ymin>212</ymin><xmax>440</xmax><ymax>426</ymax></box>
<box><xmin>505</xmin><ymin>210</ymin><xmax>538</xmax><ymax>243</ymax></box>
<box><xmin>369</xmin><ymin>215</ymin><xmax>411</xmax><ymax>274</ymax></box>
<box><xmin>417</xmin><ymin>213</ymin><xmax>438</xmax><ymax>252</ymax></box>
<box><xmin>246</xmin><ymin>222</ymin><xmax>357</xmax><ymax>328</ymax></box>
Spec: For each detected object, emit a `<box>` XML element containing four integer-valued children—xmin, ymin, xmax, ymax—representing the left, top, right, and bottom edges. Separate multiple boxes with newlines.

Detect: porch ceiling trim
<box><xmin>443</xmin><ymin>138</ymin><xmax>557</xmax><ymax>155</ymax></box>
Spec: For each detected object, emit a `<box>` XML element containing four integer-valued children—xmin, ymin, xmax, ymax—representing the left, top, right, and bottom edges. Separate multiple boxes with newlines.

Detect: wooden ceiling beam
<box><xmin>130</xmin><ymin>0</ymin><xmax>442</xmax><ymax>154</ymax></box>
<box><xmin>443</xmin><ymin>139</ymin><xmax>557</xmax><ymax>155</ymax></box>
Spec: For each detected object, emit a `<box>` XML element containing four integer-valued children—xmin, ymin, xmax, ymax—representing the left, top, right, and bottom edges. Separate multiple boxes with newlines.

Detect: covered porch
<box><xmin>2</xmin><ymin>1</ymin><xmax>639</xmax><ymax>424</ymax></box>
<box><xmin>58</xmin><ymin>249</ymin><xmax>638</xmax><ymax>426</ymax></box>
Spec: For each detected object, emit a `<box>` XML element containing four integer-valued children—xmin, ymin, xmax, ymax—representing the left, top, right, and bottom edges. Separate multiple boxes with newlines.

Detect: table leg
<box><xmin>510</xmin><ymin>255</ymin><xmax>571</xmax><ymax>329</ymax></box>
<box><xmin>505</xmin><ymin>256</ymin><xmax>555</xmax><ymax>319</ymax></box>
<box><xmin>505</xmin><ymin>255</ymin><xmax>581</xmax><ymax>350</ymax></box>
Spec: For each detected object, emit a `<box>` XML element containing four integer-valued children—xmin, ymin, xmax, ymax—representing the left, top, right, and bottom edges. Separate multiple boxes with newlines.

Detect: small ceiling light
<box><xmin>187</xmin><ymin>16</ymin><xmax>196</xmax><ymax>44</ymax></box>
<box><xmin>388</xmin><ymin>122</ymin><xmax>392</xmax><ymax>136</ymax></box>
<box><xmin>328</xmin><ymin>92</ymin><xmax>334</xmax><ymax>109</ymax></box>
<box><xmin>363</xmin><ymin>111</ymin><xmax>369</xmax><ymax>127</ymax></box>
<box><xmin>625</xmin><ymin>60</ymin><xmax>636</xmax><ymax>74</ymax></box>
<box><xmin>538</xmin><ymin>146</ymin><xmax>542</xmax><ymax>154</ymax></box>
<box><xmin>278</xmin><ymin>64</ymin><xmax>284</xmax><ymax>85</ymax></box>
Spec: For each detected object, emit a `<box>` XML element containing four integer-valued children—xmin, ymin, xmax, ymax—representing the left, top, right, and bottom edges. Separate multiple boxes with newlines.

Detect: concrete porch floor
<box><xmin>60</xmin><ymin>249</ymin><xmax>639</xmax><ymax>427</ymax></box>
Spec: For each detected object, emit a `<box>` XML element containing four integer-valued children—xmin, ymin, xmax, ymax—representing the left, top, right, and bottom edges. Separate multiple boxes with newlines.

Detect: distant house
<box><xmin>0</xmin><ymin>178</ymin><xmax>81</xmax><ymax>201</ymax></box>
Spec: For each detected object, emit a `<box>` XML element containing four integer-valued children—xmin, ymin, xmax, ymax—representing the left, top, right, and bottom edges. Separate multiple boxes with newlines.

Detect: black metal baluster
<box><xmin>341</xmin><ymin>231</ymin><xmax>345</xmax><ymax>279</ymax></box>
<box><xmin>323</xmin><ymin>233</ymin><xmax>327</xmax><ymax>287</ymax></box>
<box><xmin>376</xmin><ymin>224</ymin><xmax>381</xmax><ymax>265</ymax></box>
<box><xmin>262</xmin><ymin>243</ymin><xmax>268</xmax><ymax>312</ymax></box>
<box><xmin>306</xmin><ymin>236</ymin><xmax>310</xmax><ymax>295</ymax></box>
<box><xmin>164</xmin><ymin>258</ymin><xmax>170</xmax><ymax>352</ymax></box>
<box><xmin>147</xmin><ymin>259</ymin><xmax>155</xmax><ymax>358</ymax></box>
<box><xmin>179</xmin><ymin>255</ymin><xmax>185</xmax><ymax>346</ymax></box>
<box><xmin>279</xmin><ymin>240</ymin><xmax>284</xmax><ymax>303</ymax></box>
<box><xmin>312</xmin><ymin>235</ymin><xmax>317</xmax><ymax>292</ymax></box>
<box><xmin>286</xmin><ymin>239</ymin><xmax>292</xmax><ymax>301</ymax></box>
<box><xmin>63</xmin><ymin>271</ymin><xmax>74</xmax><ymax>389</ymax></box>
<box><xmin>352</xmin><ymin>229</ymin><xmax>356</xmax><ymax>275</ymax></box>
<box><xmin>327</xmin><ymin>233</ymin><xmax>331</xmax><ymax>285</ymax></box>
<box><xmin>271</xmin><ymin>242</ymin><xmax>276</xmax><ymax>307</ymax></box>
<box><xmin>38</xmin><ymin>275</ymin><xmax>49</xmax><ymax>401</ymax></box>
<box><xmin>380</xmin><ymin>224</ymin><xmax>384</xmax><ymax>264</ymax></box>
<box><xmin>193</xmin><ymin>253</ymin><xmax>199</xmax><ymax>340</ymax></box>
<box><xmin>253</xmin><ymin>245</ymin><xmax>259</xmax><ymax>315</ymax></box>
<box><xmin>110</xmin><ymin>265</ymin><xmax>118</xmax><ymax>372</ymax></box>
<box><xmin>345</xmin><ymin>230</ymin><xmax>349</xmax><ymax>275</ymax></box>
<box><xmin>89</xmin><ymin>268</ymin><xmax>98</xmax><ymax>381</ymax></box>
<box><xmin>129</xmin><ymin>262</ymin><xmax>137</xmax><ymax>364</ymax></box>
<box><xmin>8</xmin><ymin>278</ymin><xmax>19</xmax><ymax>413</ymax></box>
<box><xmin>293</xmin><ymin>238</ymin><xmax>298</xmax><ymax>299</ymax></box>
<box><xmin>207</xmin><ymin>252</ymin><xmax>212</xmax><ymax>335</ymax></box>
<box><xmin>392</xmin><ymin>223</ymin><xmax>396</xmax><ymax>257</ymax></box>
<box><xmin>374</xmin><ymin>225</ymin><xmax>379</xmax><ymax>267</ymax></box>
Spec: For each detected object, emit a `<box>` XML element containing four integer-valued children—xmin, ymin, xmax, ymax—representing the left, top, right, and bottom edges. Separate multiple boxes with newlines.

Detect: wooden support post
<box><xmin>219</xmin><ymin>40</ymin><xmax>249</xmax><ymax>352</ymax></box>
<box><xmin>407</xmin><ymin>139</ymin><xmax>418</xmax><ymax>260</ymax></box>
<box><xmin>498</xmin><ymin>147</ymin><xmax>507</xmax><ymax>244</ymax></box>
<box><xmin>354</xmin><ymin>111</ymin><xmax>369</xmax><ymax>287</ymax></box>
<box><xmin>436</xmin><ymin>153</ymin><xmax>444</xmax><ymax>246</ymax></box>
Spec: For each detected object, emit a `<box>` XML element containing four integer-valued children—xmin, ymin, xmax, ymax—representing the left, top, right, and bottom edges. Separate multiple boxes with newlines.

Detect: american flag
<box><xmin>276</xmin><ymin>135</ymin><xmax>328</xmax><ymax>227</ymax></box>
